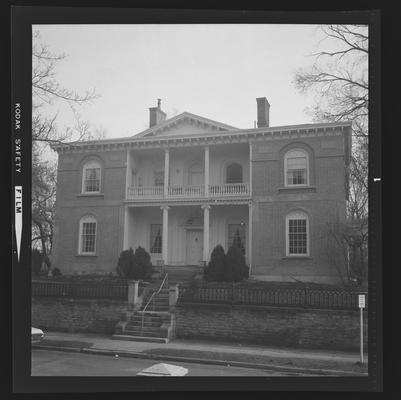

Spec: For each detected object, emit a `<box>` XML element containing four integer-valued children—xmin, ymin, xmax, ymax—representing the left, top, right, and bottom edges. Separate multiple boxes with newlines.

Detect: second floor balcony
<box><xmin>126</xmin><ymin>182</ymin><xmax>250</xmax><ymax>201</ymax></box>
<box><xmin>125</xmin><ymin>143</ymin><xmax>251</xmax><ymax>202</ymax></box>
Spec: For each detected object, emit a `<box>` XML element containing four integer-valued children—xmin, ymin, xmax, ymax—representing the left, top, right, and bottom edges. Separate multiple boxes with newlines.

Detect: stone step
<box><xmin>141</xmin><ymin>303</ymin><xmax>169</xmax><ymax>307</ymax></box>
<box><xmin>112</xmin><ymin>334</ymin><xmax>169</xmax><ymax>344</ymax></box>
<box><xmin>130</xmin><ymin>314</ymin><xmax>162</xmax><ymax>320</ymax></box>
<box><xmin>124</xmin><ymin>329</ymin><xmax>167</xmax><ymax>338</ymax></box>
<box><xmin>125</xmin><ymin>324</ymin><xmax>165</xmax><ymax>332</ymax></box>
<box><xmin>129</xmin><ymin>320</ymin><xmax>163</xmax><ymax>326</ymax></box>
<box><xmin>126</xmin><ymin>322</ymin><xmax>162</xmax><ymax>329</ymax></box>
<box><xmin>135</xmin><ymin>311</ymin><xmax>171</xmax><ymax>316</ymax></box>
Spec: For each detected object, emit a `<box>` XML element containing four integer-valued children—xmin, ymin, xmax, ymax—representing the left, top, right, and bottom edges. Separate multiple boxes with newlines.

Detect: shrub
<box><xmin>116</xmin><ymin>248</ymin><xmax>134</xmax><ymax>278</ymax></box>
<box><xmin>204</xmin><ymin>244</ymin><xmax>249</xmax><ymax>282</ymax></box>
<box><xmin>32</xmin><ymin>249</ymin><xmax>43</xmax><ymax>276</ymax></box>
<box><xmin>225</xmin><ymin>245</ymin><xmax>249</xmax><ymax>282</ymax></box>
<box><xmin>116</xmin><ymin>247</ymin><xmax>153</xmax><ymax>280</ymax></box>
<box><xmin>133</xmin><ymin>246</ymin><xmax>153</xmax><ymax>280</ymax></box>
<box><xmin>52</xmin><ymin>267</ymin><xmax>62</xmax><ymax>277</ymax></box>
<box><xmin>204</xmin><ymin>244</ymin><xmax>227</xmax><ymax>282</ymax></box>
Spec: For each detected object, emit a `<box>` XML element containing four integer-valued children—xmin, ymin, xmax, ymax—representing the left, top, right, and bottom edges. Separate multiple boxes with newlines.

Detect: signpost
<box><xmin>358</xmin><ymin>294</ymin><xmax>365</xmax><ymax>364</ymax></box>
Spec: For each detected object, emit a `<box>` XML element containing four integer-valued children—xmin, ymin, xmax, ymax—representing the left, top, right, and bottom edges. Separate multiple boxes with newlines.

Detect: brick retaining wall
<box><xmin>174</xmin><ymin>302</ymin><xmax>367</xmax><ymax>351</ymax></box>
<box><xmin>32</xmin><ymin>297</ymin><xmax>129</xmax><ymax>334</ymax></box>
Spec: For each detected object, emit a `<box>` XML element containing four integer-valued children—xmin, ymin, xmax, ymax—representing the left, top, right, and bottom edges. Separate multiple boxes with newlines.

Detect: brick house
<box><xmin>51</xmin><ymin>98</ymin><xmax>352</xmax><ymax>284</ymax></box>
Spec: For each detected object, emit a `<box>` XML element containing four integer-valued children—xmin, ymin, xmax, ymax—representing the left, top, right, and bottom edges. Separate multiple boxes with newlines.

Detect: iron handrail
<box><xmin>141</xmin><ymin>273</ymin><xmax>169</xmax><ymax>329</ymax></box>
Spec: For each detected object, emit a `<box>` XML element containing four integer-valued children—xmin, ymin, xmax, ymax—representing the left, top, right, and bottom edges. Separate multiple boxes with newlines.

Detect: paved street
<box><xmin>32</xmin><ymin>349</ymin><xmax>312</xmax><ymax>376</ymax></box>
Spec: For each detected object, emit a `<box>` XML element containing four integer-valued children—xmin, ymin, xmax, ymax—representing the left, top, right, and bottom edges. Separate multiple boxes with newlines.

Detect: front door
<box><xmin>186</xmin><ymin>230</ymin><xmax>203</xmax><ymax>265</ymax></box>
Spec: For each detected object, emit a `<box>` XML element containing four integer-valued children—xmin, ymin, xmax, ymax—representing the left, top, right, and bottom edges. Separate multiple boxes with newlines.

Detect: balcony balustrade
<box><xmin>126</xmin><ymin>182</ymin><xmax>250</xmax><ymax>201</ymax></box>
<box><xmin>127</xmin><ymin>185</ymin><xmax>164</xmax><ymax>199</ymax></box>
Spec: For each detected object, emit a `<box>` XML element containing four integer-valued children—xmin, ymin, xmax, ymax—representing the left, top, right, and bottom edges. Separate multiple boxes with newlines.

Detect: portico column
<box><xmin>125</xmin><ymin>148</ymin><xmax>131</xmax><ymax>200</ymax></box>
<box><xmin>248</xmin><ymin>201</ymin><xmax>253</xmax><ymax>275</ymax></box>
<box><xmin>161</xmin><ymin>206</ymin><xmax>170</xmax><ymax>265</ymax></box>
<box><xmin>202</xmin><ymin>205</ymin><xmax>210</xmax><ymax>263</ymax></box>
<box><xmin>249</xmin><ymin>142</ymin><xmax>253</xmax><ymax>195</ymax></box>
<box><xmin>164</xmin><ymin>148</ymin><xmax>169</xmax><ymax>198</ymax></box>
<box><xmin>204</xmin><ymin>146</ymin><xmax>209</xmax><ymax>197</ymax></box>
<box><xmin>123</xmin><ymin>205</ymin><xmax>129</xmax><ymax>250</ymax></box>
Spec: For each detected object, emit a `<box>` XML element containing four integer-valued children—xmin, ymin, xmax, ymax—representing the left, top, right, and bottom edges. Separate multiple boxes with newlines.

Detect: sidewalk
<box><xmin>33</xmin><ymin>331</ymin><xmax>368</xmax><ymax>376</ymax></box>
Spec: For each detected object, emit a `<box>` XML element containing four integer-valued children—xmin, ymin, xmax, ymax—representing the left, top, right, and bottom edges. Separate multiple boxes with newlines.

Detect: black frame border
<box><xmin>10</xmin><ymin>6</ymin><xmax>382</xmax><ymax>393</ymax></box>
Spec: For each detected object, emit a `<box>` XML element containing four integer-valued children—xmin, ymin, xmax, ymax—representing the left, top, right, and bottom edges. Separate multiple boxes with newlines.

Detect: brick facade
<box><xmin>51</xmin><ymin>101</ymin><xmax>351</xmax><ymax>284</ymax></box>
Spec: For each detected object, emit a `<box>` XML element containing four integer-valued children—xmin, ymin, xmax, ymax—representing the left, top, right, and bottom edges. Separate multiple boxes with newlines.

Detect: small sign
<box><xmin>358</xmin><ymin>294</ymin><xmax>366</xmax><ymax>308</ymax></box>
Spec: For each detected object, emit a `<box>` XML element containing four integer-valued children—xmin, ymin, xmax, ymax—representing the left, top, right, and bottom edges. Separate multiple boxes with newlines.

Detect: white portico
<box><xmin>123</xmin><ymin>203</ymin><xmax>251</xmax><ymax>267</ymax></box>
<box><xmin>122</xmin><ymin>133</ymin><xmax>252</xmax><ymax>266</ymax></box>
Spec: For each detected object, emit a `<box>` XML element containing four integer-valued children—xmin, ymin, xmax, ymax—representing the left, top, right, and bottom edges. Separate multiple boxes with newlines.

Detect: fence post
<box><xmin>128</xmin><ymin>280</ymin><xmax>139</xmax><ymax>305</ymax></box>
<box><xmin>169</xmin><ymin>284</ymin><xmax>179</xmax><ymax>309</ymax></box>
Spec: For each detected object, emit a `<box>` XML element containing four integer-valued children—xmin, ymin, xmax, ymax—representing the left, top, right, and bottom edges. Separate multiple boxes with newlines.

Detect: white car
<box><xmin>31</xmin><ymin>327</ymin><xmax>44</xmax><ymax>343</ymax></box>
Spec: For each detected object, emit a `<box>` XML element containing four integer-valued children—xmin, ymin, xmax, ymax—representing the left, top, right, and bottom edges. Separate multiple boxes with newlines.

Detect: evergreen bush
<box><xmin>225</xmin><ymin>244</ymin><xmax>249</xmax><ymax>282</ymax></box>
<box><xmin>116</xmin><ymin>247</ymin><xmax>153</xmax><ymax>280</ymax></box>
<box><xmin>204</xmin><ymin>244</ymin><xmax>227</xmax><ymax>282</ymax></box>
<box><xmin>204</xmin><ymin>244</ymin><xmax>249</xmax><ymax>282</ymax></box>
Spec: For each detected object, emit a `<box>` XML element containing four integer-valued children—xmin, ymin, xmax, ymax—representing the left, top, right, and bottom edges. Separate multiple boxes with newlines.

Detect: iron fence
<box><xmin>32</xmin><ymin>280</ymin><xmax>128</xmax><ymax>300</ymax></box>
<box><xmin>178</xmin><ymin>284</ymin><xmax>367</xmax><ymax>310</ymax></box>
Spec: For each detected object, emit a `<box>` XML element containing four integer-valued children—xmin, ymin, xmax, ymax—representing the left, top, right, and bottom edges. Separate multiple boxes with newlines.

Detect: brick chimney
<box><xmin>256</xmin><ymin>97</ymin><xmax>270</xmax><ymax>128</ymax></box>
<box><xmin>149</xmin><ymin>99</ymin><xmax>167</xmax><ymax>128</ymax></box>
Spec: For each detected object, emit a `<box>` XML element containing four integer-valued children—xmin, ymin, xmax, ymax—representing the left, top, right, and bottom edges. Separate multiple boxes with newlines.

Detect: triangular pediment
<box><xmin>134</xmin><ymin>112</ymin><xmax>237</xmax><ymax>138</ymax></box>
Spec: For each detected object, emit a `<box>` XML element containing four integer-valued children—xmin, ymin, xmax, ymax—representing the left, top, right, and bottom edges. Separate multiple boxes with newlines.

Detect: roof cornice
<box><xmin>51</xmin><ymin>121</ymin><xmax>352</xmax><ymax>153</ymax></box>
<box><xmin>134</xmin><ymin>111</ymin><xmax>238</xmax><ymax>138</ymax></box>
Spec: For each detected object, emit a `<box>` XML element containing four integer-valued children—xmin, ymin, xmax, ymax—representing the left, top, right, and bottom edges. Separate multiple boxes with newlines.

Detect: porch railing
<box><xmin>209</xmin><ymin>182</ymin><xmax>249</xmax><ymax>197</ymax></box>
<box><xmin>168</xmin><ymin>185</ymin><xmax>204</xmax><ymax>198</ymax></box>
<box><xmin>127</xmin><ymin>185</ymin><xmax>164</xmax><ymax>199</ymax></box>
<box><xmin>126</xmin><ymin>182</ymin><xmax>250</xmax><ymax>200</ymax></box>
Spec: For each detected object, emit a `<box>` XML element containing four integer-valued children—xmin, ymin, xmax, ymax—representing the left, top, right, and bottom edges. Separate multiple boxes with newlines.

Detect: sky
<box><xmin>34</xmin><ymin>24</ymin><xmax>334</xmax><ymax>140</ymax></box>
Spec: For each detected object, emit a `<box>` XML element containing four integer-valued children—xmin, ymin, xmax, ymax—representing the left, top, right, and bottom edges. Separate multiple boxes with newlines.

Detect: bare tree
<box><xmin>32</xmin><ymin>31</ymin><xmax>103</xmax><ymax>272</ymax></box>
<box><xmin>294</xmin><ymin>25</ymin><xmax>368</xmax><ymax>284</ymax></box>
<box><xmin>32</xmin><ymin>31</ymin><xmax>100</xmax><ymax>145</ymax></box>
<box><xmin>32</xmin><ymin>145</ymin><xmax>57</xmax><ymax>271</ymax></box>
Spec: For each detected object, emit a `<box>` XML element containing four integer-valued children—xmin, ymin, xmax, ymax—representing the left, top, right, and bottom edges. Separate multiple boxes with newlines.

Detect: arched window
<box><xmin>78</xmin><ymin>215</ymin><xmax>97</xmax><ymax>255</ymax></box>
<box><xmin>226</xmin><ymin>163</ymin><xmax>243</xmax><ymax>184</ymax></box>
<box><xmin>286</xmin><ymin>211</ymin><xmax>309</xmax><ymax>256</ymax></box>
<box><xmin>284</xmin><ymin>149</ymin><xmax>309</xmax><ymax>186</ymax></box>
<box><xmin>189</xmin><ymin>163</ymin><xmax>204</xmax><ymax>186</ymax></box>
<box><xmin>82</xmin><ymin>160</ymin><xmax>101</xmax><ymax>193</ymax></box>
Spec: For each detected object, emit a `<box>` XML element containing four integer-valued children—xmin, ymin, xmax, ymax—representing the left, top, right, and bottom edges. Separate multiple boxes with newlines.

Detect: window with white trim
<box><xmin>284</xmin><ymin>149</ymin><xmax>309</xmax><ymax>186</ymax></box>
<box><xmin>82</xmin><ymin>160</ymin><xmax>101</xmax><ymax>193</ymax></box>
<box><xmin>228</xmin><ymin>223</ymin><xmax>246</xmax><ymax>254</ymax></box>
<box><xmin>150</xmin><ymin>224</ymin><xmax>162</xmax><ymax>254</ymax></box>
<box><xmin>154</xmin><ymin>170</ymin><xmax>164</xmax><ymax>186</ymax></box>
<box><xmin>286</xmin><ymin>211</ymin><xmax>309</xmax><ymax>256</ymax></box>
<box><xmin>79</xmin><ymin>215</ymin><xmax>97</xmax><ymax>255</ymax></box>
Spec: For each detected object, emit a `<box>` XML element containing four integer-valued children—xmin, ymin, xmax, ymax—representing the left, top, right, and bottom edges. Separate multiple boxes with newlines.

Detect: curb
<box><xmin>33</xmin><ymin>344</ymin><xmax>367</xmax><ymax>376</ymax></box>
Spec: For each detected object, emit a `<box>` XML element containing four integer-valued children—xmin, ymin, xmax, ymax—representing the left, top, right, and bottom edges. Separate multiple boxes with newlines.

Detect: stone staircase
<box><xmin>113</xmin><ymin>274</ymin><xmax>174</xmax><ymax>343</ymax></box>
<box><xmin>113</xmin><ymin>267</ymin><xmax>201</xmax><ymax>343</ymax></box>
